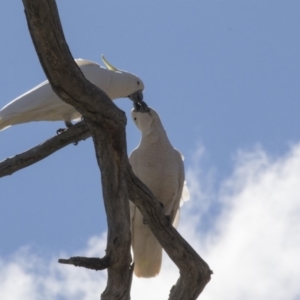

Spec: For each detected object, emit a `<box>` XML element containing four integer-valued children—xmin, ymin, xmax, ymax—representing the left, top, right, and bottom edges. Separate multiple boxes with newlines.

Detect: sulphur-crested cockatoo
<box><xmin>0</xmin><ymin>56</ymin><xmax>144</xmax><ymax>131</ymax></box>
<box><xmin>129</xmin><ymin>105</ymin><xmax>189</xmax><ymax>278</ymax></box>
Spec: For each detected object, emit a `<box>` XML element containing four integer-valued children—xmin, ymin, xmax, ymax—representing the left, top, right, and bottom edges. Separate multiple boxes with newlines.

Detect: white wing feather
<box><xmin>0</xmin><ymin>60</ymin><xmax>109</xmax><ymax>130</ymax></box>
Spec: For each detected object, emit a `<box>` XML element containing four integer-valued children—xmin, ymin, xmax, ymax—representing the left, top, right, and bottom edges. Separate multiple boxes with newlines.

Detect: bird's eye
<box><xmin>137</xmin><ymin>81</ymin><xmax>140</xmax><ymax>85</ymax></box>
<box><xmin>134</xmin><ymin>117</ymin><xmax>137</xmax><ymax>121</ymax></box>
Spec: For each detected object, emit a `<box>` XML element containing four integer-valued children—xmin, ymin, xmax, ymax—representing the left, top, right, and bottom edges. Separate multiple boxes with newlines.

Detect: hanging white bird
<box><xmin>0</xmin><ymin>56</ymin><xmax>144</xmax><ymax>131</ymax></box>
<box><xmin>129</xmin><ymin>105</ymin><xmax>189</xmax><ymax>278</ymax></box>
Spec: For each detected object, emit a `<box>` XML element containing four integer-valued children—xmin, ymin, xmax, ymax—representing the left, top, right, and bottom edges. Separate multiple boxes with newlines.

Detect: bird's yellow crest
<box><xmin>101</xmin><ymin>55</ymin><xmax>120</xmax><ymax>72</ymax></box>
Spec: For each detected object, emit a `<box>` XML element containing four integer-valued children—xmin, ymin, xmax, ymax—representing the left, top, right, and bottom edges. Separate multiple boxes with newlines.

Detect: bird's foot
<box><xmin>57</xmin><ymin>121</ymin><xmax>73</xmax><ymax>135</ymax></box>
<box><xmin>56</xmin><ymin>128</ymin><xmax>66</xmax><ymax>135</ymax></box>
<box><xmin>56</xmin><ymin>124</ymin><xmax>79</xmax><ymax>146</ymax></box>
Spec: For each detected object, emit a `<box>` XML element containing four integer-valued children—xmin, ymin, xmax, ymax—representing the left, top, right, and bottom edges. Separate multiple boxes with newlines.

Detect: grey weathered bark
<box><xmin>1</xmin><ymin>0</ymin><xmax>213</xmax><ymax>299</ymax></box>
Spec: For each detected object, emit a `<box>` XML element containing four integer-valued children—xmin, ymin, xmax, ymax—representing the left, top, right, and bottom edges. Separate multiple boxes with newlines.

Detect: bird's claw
<box><xmin>56</xmin><ymin>127</ymin><xmax>79</xmax><ymax>146</ymax></box>
<box><xmin>56</xmin><ymin>128</ymin><xmax>66</xmax><ymax>135</ymax></box>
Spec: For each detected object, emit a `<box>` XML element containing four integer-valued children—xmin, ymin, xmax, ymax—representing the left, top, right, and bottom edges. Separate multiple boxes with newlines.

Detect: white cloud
<box><xmin>1</xmin><ymin>144</ymin><xmax>300</xmax><ymax>299</ymax></box>
<box><xmin>181</xmin><ymin>144</ymin><xmax>300</xmax><ymax>300</ymax></box>
<box><xmin>0</xmin><ymin>244</ymin><xmax>107</xmax><ymax>300</ymax></box>
<box><xmin>198</xmin><ymin>144</ymin><xmax>300</xmax><ymax>300</ymax></box>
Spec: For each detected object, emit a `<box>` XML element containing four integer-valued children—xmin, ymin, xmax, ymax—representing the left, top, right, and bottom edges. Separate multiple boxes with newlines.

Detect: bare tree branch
<box><xmin>0</xmin><ymin>121</ymin><xmax>90</xmax><ymax>178</ymax></box>
<box><xmin>58</xmin><ymin>256</ymin><xmax>111</xmax><ymax>271</ymax></box>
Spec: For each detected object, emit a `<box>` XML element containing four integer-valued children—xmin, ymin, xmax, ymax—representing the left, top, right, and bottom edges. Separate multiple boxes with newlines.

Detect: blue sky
<box><xmin>0</xmin><ymin>1</ymin><xmax>300</xmax><ymax>299</ymax></box>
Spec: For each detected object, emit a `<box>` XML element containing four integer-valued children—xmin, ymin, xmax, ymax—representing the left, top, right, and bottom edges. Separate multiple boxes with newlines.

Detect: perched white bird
<box><xmin>129</xmin><ymin>106</ymin><xmax>189</xmax><ymax>278</ymax></box>
<box><xmin>0</xmin><ymin>56</ymin><xmax>144</xmax><ymax>131</ymax></box>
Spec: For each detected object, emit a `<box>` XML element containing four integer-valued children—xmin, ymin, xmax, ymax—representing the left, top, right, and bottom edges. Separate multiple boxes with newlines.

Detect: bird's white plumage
<box><xmin>0</xmin><ymin>58</ymin><xmax>144</xmax><ymax>131</ymax></box>
<box><xmin>129</xmin><ymin>107</ymin><xmax>189</xmax><ymax>278</ymax></box>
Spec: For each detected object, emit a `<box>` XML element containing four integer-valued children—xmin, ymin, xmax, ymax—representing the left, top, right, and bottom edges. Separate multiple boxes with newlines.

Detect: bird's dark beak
<box><xmin>128</xmin><ymin>90</ymin><xmax>143</xmax><ymax>103</ymax></box>
<box><xmin>133</xmin><ymin>100</ymin><xmax>150</xmax><ymax>113</ymax></box>
<box><xmin>129</xmin><ymin>90</ymin><xmax>149</xmax><ymax>113</ymax></box>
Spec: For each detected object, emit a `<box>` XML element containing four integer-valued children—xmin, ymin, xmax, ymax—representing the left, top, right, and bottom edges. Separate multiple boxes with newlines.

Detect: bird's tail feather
<box><xmin>133</xmin><ymin>237</ymin><xmax>162</xmax><ymax>278</ymax></box>
<box><xmin>132</xmin><ymin>211</ymin><xmax>162</xmax><ymax>278</ymax></box>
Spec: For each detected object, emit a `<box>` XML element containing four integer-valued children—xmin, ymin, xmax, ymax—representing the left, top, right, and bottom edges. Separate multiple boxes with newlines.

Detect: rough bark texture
<box><xmin>1</xmin><ymin>1</ymin><xmax>214</xmax><ymax>299</ymax></box>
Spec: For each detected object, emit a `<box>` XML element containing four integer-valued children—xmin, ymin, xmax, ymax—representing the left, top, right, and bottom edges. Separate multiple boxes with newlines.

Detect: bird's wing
<box><xmin>77</xmin><ymin>61</ymin><xmax>111</xmax><ymax>95</ymax></box>
<box><xmin>171</xmin><ymin>150</ymin><xmax>190</xmax><ymax>228</ymax></box>
<box><xmin>0</xmin><ymin>60</ymin><xmax>105</xmax><ymax>127</ymax></box>
<box><xmin>0</xmin><ymin>81</ymin><xmax>57</xmax><ymax>116</ymax></box>
<box><xmin>0</xmin><ymin>80</ymin><xmax>73</xmax><ymax>127</ymax></box>
<box><xmin>172</xmin><ymin>181</ymin><xmax>190</xmax><ymax>228</ymax></box>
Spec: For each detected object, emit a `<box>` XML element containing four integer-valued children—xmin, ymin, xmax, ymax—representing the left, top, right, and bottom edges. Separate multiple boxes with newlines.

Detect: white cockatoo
<box><xmin>129</xmin><ymin>105</ymin><xmax>189</xmax><ymax>278</ymax></box>
<box><xmin>0</xmin><ymin>56</ymin><xmax>144</xmax><ymax>131</ymax></box>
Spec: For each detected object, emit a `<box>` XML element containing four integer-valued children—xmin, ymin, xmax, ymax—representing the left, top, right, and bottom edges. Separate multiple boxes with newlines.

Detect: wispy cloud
<box><xmin>1</xmin><ymin>144</ymin><xmax>300</xmax><ymax>300</ymax></box>
<box><xmin>182</xmin><ymin>144</ymin><xmax>300</xmax><ymax>300</ymax></box>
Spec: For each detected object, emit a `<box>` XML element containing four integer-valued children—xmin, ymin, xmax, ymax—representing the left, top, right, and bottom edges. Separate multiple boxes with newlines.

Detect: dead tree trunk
<box><xmin>22</xmin><ymin>1</ymin><xmax>133</xmax><ymax>299</ymax></box>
